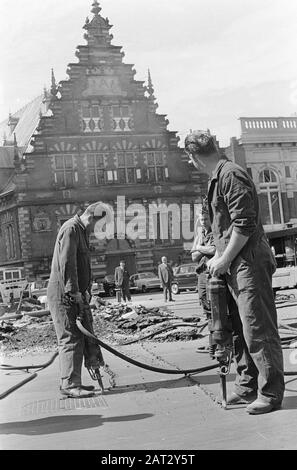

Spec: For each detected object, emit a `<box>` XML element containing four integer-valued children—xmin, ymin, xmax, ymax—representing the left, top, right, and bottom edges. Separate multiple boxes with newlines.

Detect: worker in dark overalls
<box><xmin>184</xmin><ymin>130</ymin><xmax>284</xmax><ymax>415</ymax></box>
<box><xmin>47</xmin><ymin>203</ymin><xmax>103</xmax><ymax>398</ymax></box>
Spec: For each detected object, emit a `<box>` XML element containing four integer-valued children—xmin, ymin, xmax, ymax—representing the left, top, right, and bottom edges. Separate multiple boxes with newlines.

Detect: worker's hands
<box><xmin>191</xmin><ymin>251</ymin><xmax>203</xmax><ymax>262</ymax></box>
<box><xmin>207</xmin><ymin>256</ymin><xmax>231</xmax><ymax>277</ymax></box>
<box><xmin>84</xmin><ymin>291</ymin><xmax>91</xmax><ymax>304</ymax></box>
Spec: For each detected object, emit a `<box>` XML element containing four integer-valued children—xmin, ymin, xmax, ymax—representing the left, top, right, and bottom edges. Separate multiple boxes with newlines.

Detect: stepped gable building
<box><xmin>0</xmin><ymin>1</ymin><xmax>202</xmax><ymax>281</ymax></box>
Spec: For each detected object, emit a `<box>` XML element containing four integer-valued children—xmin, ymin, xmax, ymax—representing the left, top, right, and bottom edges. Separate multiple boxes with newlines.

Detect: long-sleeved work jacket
<box><xmin>48</xmin><ymin>215</ymin><xmax>91</xmax><ymax>297</ymax></box>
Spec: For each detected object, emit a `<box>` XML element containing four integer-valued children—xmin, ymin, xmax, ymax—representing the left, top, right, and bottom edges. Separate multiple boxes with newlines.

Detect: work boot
<box><xmin>59</xmin><ymin>384</ymin><xmax>95</xmax><ymax>392</ymax></box>
<box><xmin>246</xmin><ymin>398</ymin><xmax>281</xmax><ymax>415</ymax></box>
<box><xmin>60</xmin><ymin>387</ymin><xmax>95</xmax><ymax>398</ymax></box>
<box><xmin>80</xmin><ymin>384</ymin><xmax>95</xmax><ymax>391</ymax></box>
<box><xmin>227</xmin><ymin>391</ymin><xmax>257</xmax><ymax>405</ymax></box>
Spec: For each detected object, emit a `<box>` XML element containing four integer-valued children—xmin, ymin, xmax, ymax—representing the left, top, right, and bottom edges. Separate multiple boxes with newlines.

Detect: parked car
<box><xmin>171</xmin><ymin>263</ymin><xmax>198</xmax><ymax>295</ymax></box>
<box><xmin>91</xmin><ymin>280</ymin><xmax>105</xmax><ymax>297</ymax></box>
<box><xmin>29</xmin><ymin>279</ymin><xmax>50</xmax><ymax>299</ymax></box>
<box><xmin>130</xmin><ymin>272</ymin><xmax>161</xmax><ymax>293</ymax></box>
<box><xmin>101</xmin><ymin>274</ymin><xmax>116</xmax><ymax>297</ymax></box>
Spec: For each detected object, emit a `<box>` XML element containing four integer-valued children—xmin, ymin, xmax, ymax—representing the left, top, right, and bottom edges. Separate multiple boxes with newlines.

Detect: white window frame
<box><xmin>259</xmin><ymin>169</ymin><xmax>284</xmax><ymax>225</ymax></box>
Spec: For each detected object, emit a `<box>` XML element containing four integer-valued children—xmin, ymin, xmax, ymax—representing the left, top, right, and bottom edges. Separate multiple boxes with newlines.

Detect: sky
<box><xmin>0</xmin><ymin>0</ymin><xmax>297</xmax><ymax>146</ymax></box>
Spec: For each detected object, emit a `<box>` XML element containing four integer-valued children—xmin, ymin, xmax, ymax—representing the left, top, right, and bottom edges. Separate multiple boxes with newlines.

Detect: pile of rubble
<box><xmin>0</xmin><ymin>296</ymin><xmax>202</xmax><ymax>356</ymax></box>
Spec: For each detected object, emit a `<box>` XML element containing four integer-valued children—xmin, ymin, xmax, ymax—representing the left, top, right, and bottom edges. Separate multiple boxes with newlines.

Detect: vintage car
<box><xmin>130</xmin><ymin>272</ymin><xmax>161</xmax><ymax>293</ymax></box>
<box><xmin>171</xmin><ymin>263</ymin><xmax>198</xmax><ymax>295</ymax></box>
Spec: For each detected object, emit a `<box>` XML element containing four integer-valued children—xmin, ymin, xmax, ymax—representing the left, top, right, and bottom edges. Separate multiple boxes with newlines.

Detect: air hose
<box><xmin>0</xmin><ymin>373</ymin><xmax>37</xmax><ymax>400</ymax></box>
<box><xmin>0</xmin><ymin>351</ymin><xmax>59</xmax><ymax>371</ymax></box>
<box><xmin>0</xmin><ymin>352</ymin><xmax>58</xmax><ymax>400</ymax></box>
<box><xmin>2</xmin><ymin>300</ymin><xmax>297</xmax><ymax>399</ymax></box>
<box><xmin>0</xmin><ymin>320</ymin><xmax>216</xmax><ymax>399</ymax></box>
<box><xmin>76</xmin><ymin>318</ymin><xmax>218</xmax><ymax>375</ymax></box>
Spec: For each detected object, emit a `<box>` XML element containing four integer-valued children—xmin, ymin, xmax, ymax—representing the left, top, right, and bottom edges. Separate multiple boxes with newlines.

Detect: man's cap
<box><xmin>184</xmin><ymin>130</ymin><xmax>218</xmax><ymax>156</ymax></box>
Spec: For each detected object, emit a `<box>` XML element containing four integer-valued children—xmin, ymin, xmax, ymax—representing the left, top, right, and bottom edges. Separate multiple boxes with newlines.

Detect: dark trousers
<box><xmin>120</xmin><ymin>284</ymin><xmax>131</xmax><ymax>302</ymax></box>
<box><xmin>163</xmin><ymin>283</ymin><xmax>172</xmax><ymax>301</ymax></box>
<box><xmin>227</xmin><ymin>238</ymin><xmax>284</xmax><ymax>405</ymax></box>
<box><xmin>47</xmin><ymin>281</ymin><xmax>103</xmax><ymax>389</ymax></box>
<box><xmin>197</xmin><ymin>271</ymin><xmax>211</xmax><ymax>317</ymax></box>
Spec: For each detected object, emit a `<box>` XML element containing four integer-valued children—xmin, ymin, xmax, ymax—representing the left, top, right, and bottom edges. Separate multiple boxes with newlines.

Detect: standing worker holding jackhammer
<box><xmin>47</xmin><ymin>203</ymin><xmax>104</xmax><ymax>398</ymax></box>
<box><xmin>184</xmin><ymin>130</ymin><xmax>284</xmax><ymax>415</ymax></box>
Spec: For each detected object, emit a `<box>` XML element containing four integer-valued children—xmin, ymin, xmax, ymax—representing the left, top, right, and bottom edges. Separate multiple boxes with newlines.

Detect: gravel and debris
<box><xmin>0</xmin><ymin>296</ymin><xmax>203</xmax><ymax>357</ymax></box>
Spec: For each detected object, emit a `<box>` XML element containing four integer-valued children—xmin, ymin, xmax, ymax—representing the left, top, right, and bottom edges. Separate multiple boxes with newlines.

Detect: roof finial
<box><xmin>147</xmin><ymin>68</ymin><xmax>155</xmax><ymax>97</ymax></box>
<box><xmin>91</xmin><ymin>0</ymin><xmax>101</xmax><ymax>16</ymax></box>
<box><xmin>51</xmin><ymin>68</ymin><xmax>58</xmax><ymax>96</ymax></box>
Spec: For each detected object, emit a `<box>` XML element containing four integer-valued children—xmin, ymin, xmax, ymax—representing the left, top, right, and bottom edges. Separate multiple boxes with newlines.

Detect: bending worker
<box><xmin>184</xmin><ymin>130</ymin><xmax>284</xmax><ymax>415</ymax></box>
<box><xmin>47</xmin><ymin>203</ymin><xmax>103</xmax><ymax>398</ymax></box>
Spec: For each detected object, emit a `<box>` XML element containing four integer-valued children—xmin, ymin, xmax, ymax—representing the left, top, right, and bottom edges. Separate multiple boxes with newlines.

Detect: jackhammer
<box><xmin>62</xmin><ymin>292</ymin><xmax>113</xmax><ymax>393</ymax></box>
<box><xmin>207</xmin><ymin>275</ymin><xmax>233</xmax><ymax>408</ymax></box>
<box><xmin>76</xmin><ymin>300</ymin><xmax>107</xmax><ymax>393</ymax></box>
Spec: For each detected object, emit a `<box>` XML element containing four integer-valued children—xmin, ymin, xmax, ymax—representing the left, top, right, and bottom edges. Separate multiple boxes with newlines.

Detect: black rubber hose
<box><xmin>0</xmin><ymin>351</ymin><xmax>59</xmax><ymax>371</ymax></box>
<box><xmin>0</xmin><ymin>352</ymin><xmax>59</xmax><ymax>400</ymax></box>
<box><xmin>76</xmin><ymin>318</ymin><xmax>218</xmax><ymax>375</ymax></box>
<box><xmin>0</xmin><ymin>373</ymin><xmax>37</xmax><ymax>400</ymax></box>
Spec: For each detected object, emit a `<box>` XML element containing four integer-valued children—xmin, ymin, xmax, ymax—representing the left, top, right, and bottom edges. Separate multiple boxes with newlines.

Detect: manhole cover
<box><xmin>22</xmin><ymin>395</ymin><xmax>108</xmax><ymax>416</ymax></box>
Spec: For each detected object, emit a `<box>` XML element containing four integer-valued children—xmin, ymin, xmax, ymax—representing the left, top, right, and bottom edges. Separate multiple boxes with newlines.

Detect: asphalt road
<box><xmin>1</xmin><ymin>288</ymin><xmax>297</xmax><ymax>453</ymax></box>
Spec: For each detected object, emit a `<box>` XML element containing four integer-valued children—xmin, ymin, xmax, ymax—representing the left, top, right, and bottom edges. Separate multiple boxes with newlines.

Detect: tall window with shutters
<box><xmin>53</xmin><ymin>155</ymin><xmax>76</xmax><ymax>189</ymax></box>
<box><xmin>117</xmin><ymin>152</ymin><xmax>136</xmax><ymax>184</ymax></box>
<box><xmin>258</xmin><ymin>168</ymin><xmax>283</xmax><ymax>225</ymax></box>
<box><xmin>145</xmin><ymin>151</ymin><xmax>168</xmax><ymax>183</ymax></box>
<box><xmin>87</xmin><ymin>153</ymin><xmax>106</xmax><ymax>185</ymax></box>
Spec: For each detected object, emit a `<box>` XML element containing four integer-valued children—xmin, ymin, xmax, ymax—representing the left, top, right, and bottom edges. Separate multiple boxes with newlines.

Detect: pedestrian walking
<box><xmin>184</xmin><ymin>130</ymin><xmax>284</xmax><ymax>414</ymax></box>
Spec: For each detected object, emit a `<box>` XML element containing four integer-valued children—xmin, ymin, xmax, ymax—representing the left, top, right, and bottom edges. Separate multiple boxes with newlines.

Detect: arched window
<box><xmin>258</xmin><ymin>168</ymin><xmax>283</xmax><ymax>226</ymax></box>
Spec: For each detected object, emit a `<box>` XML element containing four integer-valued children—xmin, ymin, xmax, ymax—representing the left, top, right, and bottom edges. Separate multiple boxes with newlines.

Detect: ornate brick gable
<box><xmin>31</xmin><ymin>1</ymin><xmax>174</xmax><ymax>144</ymax></box>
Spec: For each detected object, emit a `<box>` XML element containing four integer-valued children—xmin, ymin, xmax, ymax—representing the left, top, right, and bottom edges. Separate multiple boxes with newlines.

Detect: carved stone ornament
<box><xmin>32</xmin><ymin>210</ymin><xmax>52</xmax><ymax>232</ymax></box>
<box><xmin>82</xmin><ymin>76</ymin><xmax>127</xmax><ymax>97</ymax></box>
<box><xmin>86</xmin><ymin>66</ymin><xmax>114</xmax><ymax>75</ymax></box>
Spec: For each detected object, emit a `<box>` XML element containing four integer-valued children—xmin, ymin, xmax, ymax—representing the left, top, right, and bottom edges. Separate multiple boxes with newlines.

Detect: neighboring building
<box><xmin>226</xmin><ymin>116</ymin><xmax>297</xmax><ymax>266</ymax></box>
<box><xmin>0</xmin><ymin>1</ymin><xmax>203</xmax><ymax>281</ymax></box>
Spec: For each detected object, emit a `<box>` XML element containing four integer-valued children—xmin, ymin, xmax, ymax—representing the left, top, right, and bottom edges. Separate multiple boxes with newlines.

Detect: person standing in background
<box><xmin>191</xmin><ymin>208</ymin><xmax>216</xmax><ymax>318</ymax></box>
<box><xmin>158</xmin><ymin>256</ymin><xmax>174</xmax><ymax>302</ymax></box>
<box><xmin>115</xmin><ymin>260</ymin><xmax>131</xmax><ymax>303</ymax></box>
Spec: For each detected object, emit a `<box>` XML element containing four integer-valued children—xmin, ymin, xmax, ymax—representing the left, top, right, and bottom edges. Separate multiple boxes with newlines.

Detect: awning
<box><xmin>265</xmin><ymin>226</ymin><xmax>297</xmax><ymax>239</ymax></box>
